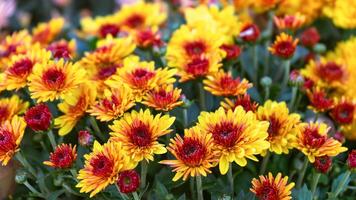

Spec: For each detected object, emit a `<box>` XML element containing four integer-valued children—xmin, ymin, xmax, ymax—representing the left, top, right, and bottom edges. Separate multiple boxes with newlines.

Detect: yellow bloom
<box><xmin>55</xmin><ymin>83</ymin><xmax>97</xmax><ymax>136</ymax></box>
<box><xmin>251</xmin><ymin>0</ymin><xmax>281</xmax><ymax>13</ymax></box>
<box><xmin>106</xmin><ymin>56</ymin><xmax>176</xmax><ymax>101</ymax></box>
<box><xmin>294</xmin><ymin>122</ymin><xmax>347</xmax><ymax>163</ymax></box>
<box><xmin>251</xmin><ymin>172</ymin><xmax>295</xmax><ymax>200</ymax></box>
<box><xmin>220</xmin><ymin>94</ymin><xmax>259</xmax><ymax>112</ymax></box>
<box><xmin>0</xmin><ymin>95</ymin><xmax>29</xmax><ymax>124</ymax></box>
<box><xmin>88</xmin><ymin>85</ymin><xmax>135</xmax><ymax>122</ymax></box>
<box><xmin>323</xmin><ymin>0</ymin><xmax>356</xmax><ymax>29</ymax></box>
<box><xmin>274</xmin><ymin>13</ymin><xmax>306</xmax><ymax>31</ymax></box>
<box><xmin>197</xmin><ymin>107</ymin><xmax>270</xmax><ymax>174</ymax></box>
<box><xmin>32</xmin><ymin>17</ymin><xmax>65</xmax><ymax>45</ymax></box>
<box><xmin>160</xmin><ymin>127</ymin><xmax>218</xmax><ymax>181</ymax></box>
<box><xmin>142</xmin><ymin>84</ymin><xmax>183</xmax><ymax>112</ymax></box>
<box><xmin>0</xmin><ymin>116</ymin><xmax>26</xmax><ymax>166</ymax></box>
<box><xmin>203</xmin><ymin>70</ymin><xmax>252</xmax><ymax>97</ymax></box>
<box><xmin>76</xmin><ymin>141</ymin><xmax>136</xmax><ymax>198</ymax></box>
<box><xmin>256</xmin><ymin>100</ymin><xmax>301</xmax><ymax>154</ymax></box>
<box><xmin>80</xmin><ymin>14</ymin><xmax>120</xmax><ymax>38</ymax></box>
<box><xmin>109</xmin><ymin>109</ymin><xmax>175</xmax><ymax>162</ymax></box>
<box><xmin>28</xmin><ymin>59</ymin><xmax>86</xmax><ymax>102</ymax></box>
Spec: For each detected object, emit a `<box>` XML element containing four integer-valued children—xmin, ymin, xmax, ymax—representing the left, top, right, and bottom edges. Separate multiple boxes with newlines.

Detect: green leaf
<box><xmin>293</xmin><ymin>185</ymin><xmax>313</xmax><ymax>200</ymax></box>
<box><xmin>154</xmin><ymin>181</ymin><xmax>169</xmax><ymax>197</ymax></box>
<box><xmin>331</xmin><ymin>171</ymin><xmax>351</xmax><ymax>196</ymax></box>
<box><xmin>47</xmin><ymin>189</ymin><xmax>65</xmax><ymax>200</ymax></box>
<box><xmin>177</xmin><ymin>194</ymin><xmax>186</xmax><ymax>200</ymax></box>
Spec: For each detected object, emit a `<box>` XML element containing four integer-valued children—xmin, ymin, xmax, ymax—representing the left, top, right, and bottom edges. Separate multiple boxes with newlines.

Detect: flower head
<box><xmin>80</xmin><ymin>15</ymin><xmax>120</xmax><ymax>38</ymax></box>
<box><xmin>330</xmin><ymin>98</ymin><xmax>355</xmax><ymax>125</ymax></box>
<box><xmin>0</xmin><ymin>116</ymin><xmax>26</xmax><ymax>166</ymax></box>
<box><xmin>300</xmin><ymin>27</ymin><xmax>320</xmax><ymax>47</ymax></box>
<box><xmin>269</xmin><ymin>33</ymin><xmax>299</xmax><ymax>59</ymax></box>
<box><xmin>117</xmin><ymin>170</ymin><xmax>140</xmax><ymax>193</ymax></box>
<box><xmin>239</xmin><ymin>23</ymin><xmax>260</xmax><ymax>43</ymax></box>
<box><xmin>142</xmin><ymin>84</ymin><xmax>183</xmax><ymax>112</ymax></box>
<box><xmin>78</xmin><ymin>130</ymin><xmax>93</xmax><ymax>147</ymax></box>
<box><xmin>24</xmin><ymin>104</ymin><xmax>52</xmax><ymax>132</ymax></box>
<box><xmin>251</xmin><ymin>172</ymin><xmax>294</xmax><ymax>200</ymax></box>
<box><xmin>43</xmin><ymin>144</ymin><xmax>77</xmax><ymax>169</ymax></box>
<box><xmin>313</xmin><ymin>156</ymin><xmax>332</xmax><ymax>173</ymax></box>
<box><xmin>203</xmin><ymin>70</ymin><xmax>252</xmax><ymax>97</ymax></box>
<box><xmin>197</xmin><ymin>107</ymin><xmax>270</xmax><ymax>174</ymax></box>
<box><xmin>76</xmin><ymin>141</ymin><xmax>136</xmax><ymax>198</ymax></box>
<box><xmin>47</xmin><ymin>39</ymin><xmax>76</xmax><ymax>60</ymax></box>
<box><xmin>274</xmin><ymin>13</ymin><xmax>306</xmax><ymax>31</ymax></box>
<box><xmin>220</xmin><ymin>44</ymin><xmax>241</xmax><ymax>60</ymax></box>
<box><xmin>109</xmin><ymin>109</ymin><xmax>175</xmax><ymax>162</ymax></box>
<box><xmin>306</xmin><ymin>87</ymin><xmax>333</xmax><ymax>112</ymax></box>
<box><xmin>294</xmin><ymin>122</ymin><xmax>347</xmax><ymax>163</ymax></box>
<box><xmin>347</xmin><ymin>150</ymin><xmax>356</xmax><ymax>169</ymax></box>
<box><xmin>0</xmin><ymin>95</ymin><xmax>28</xmax><ymax>124</ymax></box>
<box><xmin>32</xmin><ymin>18</ymin><xmax>65</xmax><ymax>45</ymax></box>
<box><xmin>221</xmin><ymin>94</ymin><xmax>259</xmax><ymax>112</ymax></box>
<box><xmin>160</xmin><ymin>127</ymin><xmax>218</xmax><ymax>181</ymax></box>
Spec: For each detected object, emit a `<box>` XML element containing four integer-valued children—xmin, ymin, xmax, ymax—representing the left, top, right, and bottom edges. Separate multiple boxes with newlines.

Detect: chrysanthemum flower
<box><xmin>142</xmin><ymin>84</ymin><xmax>183</xmax><ymax>112</ymax></box>
<box><xmin>269</xmin><ymin>33</ymin><xmax>299</xmax><ymax>59</ymax></box>
<box><xmin>55</xmin><ymin>83</ymin><xmax>97</xmax><ymax>136</ymax></box>
<box><xmin>294</xmin><ymin>122</ymin><xmax>347</xmax><ymax>163</ymax></box>
<box><xmin>80</xmin><ymin>15</ymin><xmax>120</xmax><ymax>38</ymax></box>
<box><xmin>330</xmin><ymin>98</ymin><xmax>355</xmax><ymax>126</ymax></box>
<box><xmin>274</xmin><ymin>13</ymin><xmax>306</xmax><ymax>31</ymax></box>
<box><xmin>0</xmin><ymin>116</ymin><xmax>26</xmax><ymax>166</ymax></box>
<box><xmin>76</xmin><ymin>141</ymin><xmax>136</xmax><ymax>197</ymax></box>
<box><xmin>220</xmin><ymin>94</ymin><xmax>259</xmax><ymax>112</ymax></box>
<box><xmin>197</xmin><ymin>107</ymin><xmax>270</xmax><ymax>174</ymax></box>
<box><xmin>43</xmin><ymin>144</ymin><xmax>77</xmax><ymax>169</ymax></box>
<box><xmin>160</xmin><ymin>127</ymin><xmax>218</xmax><ymax>181</ymax></box>
<box><xmin>306</xmin><ymin>87</ymin><xmax>333</xmax><ymax>113</ymax></box>
<box><xmin>2</xmin><ymin>46</ymin><xmax>51</xmax><ymax>91</ymax></box>
<box><xmin>47</xmin><ymin>39</ymin><xmax>76</xmax><ymax>60</ymax></box>
<box><xmin>109</xmin><ymin>109</ymin><xmax>175</xmax><ymax>162</ymax></box>
<box><xmin>0</xmin><ymin>95</ymin><xmax>28</xmax><ymax>124</ymax></box>
<box><xmin>313</xmin><ymin>156</ymin><xmax>332</xmax><ymax>173</ymax></box>
<box><xmin>239</xmin><ymin>23</ymin><xmax>260</xmax><ymax>43</ymax></box>
<box><xmin>28</xmin><ymin>59</ymin><xmax>86</xmax><ymax>102</ymax></box>
<box><xmin>32</xmin><ymin>17</ymin><xmax>65</xmax><ymax>45</ymax></box>
<box><xmin>300</xmin><ymin>27</ymin><xmax>320</xmax><ymax>47</ymax></box>
<box><xmin>117</xmin><ymin>170</ymin><xmax>140</xmax><ymax>194</ymax></box>
<box><xmin>24</xmin><ymin>103</ymin><xmax>52</xmax><ymax>132</ymax></box>
<box><xmin>88</xmin><ymin>85</ymin><xmax>135</xmax><ymax>122</ymax></box>
<box><xmin>256</xmin><ymin>100</ymin><xmax>301</xmax><ymax>154</ymax></box>
<box><xmin>203</xmin><ymin>70</ymin><xmax>252</xmax><ymax>97</ymax></box>
<box><xmin>250</xmin><ymin>172</ymin><xmax>294</xmax><ymax>200</ymax></box>
<box><xmin>106</xmin><ymin>56</ymin><xmax>176</xmax><ymax>101</ymax></box>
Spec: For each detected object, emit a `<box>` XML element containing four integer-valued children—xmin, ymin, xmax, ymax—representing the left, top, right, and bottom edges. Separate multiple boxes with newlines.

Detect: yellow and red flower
<box><xmin>80</xmin><ymin>14</ymin><xmax>120</xmax><ymax>38</ymax></box>
<box><xmin>203</xmin><ymin>70</ymin><xmax>252</xmax><ymax>97</ymax></box>
<box><xmin>0</xmin><ymin>116</ymin><xmax>26</xmax><ymax>166</ymax></box>
<box><xmin>0</xmin><ymin>95</ymin><xmax>29</xmax><ymax>124</ymax></box>
<box><xmin>306</xmin><ymin>87</ymin><xmax>334</xmax><ymax>112</ymax></box>
<box><xmin>160</xmin><ymin>126</ymin><xmax>218</xmax><ymax>181</ymax></box>
<box><xmin>330</xmin><ymin>97</ymin><xmax>355</xmax><ymax>127</ymax></box>
<box><xmin>28</xmin><ymin>59</ymin><xmax>86</xmax><ymax>102</ymax></box>
<box><xmin>269</xmin><ymin>33</ymin><xmax>299</xmax><ymax>59</ymax></box>
<box><xmin>294</xmin><ymin>122</ymin><xmax>347</xmax><ymax>163</ymax></box>
<box><xmin>220</xmin><ymin>94</ymin><xmax>259</xmax><ymax>112</ymax></box>
<box><xmin>274</xmin><ymin>13</ymin><xmax>306</xmax><ymax>31</ymax></box>
<box><xmin>197</xmin><ymin>107</ymin><xmax>270</xmax><ymax>174</ymax></box>
<box><xmin>43</xmin><ymin>144</ymin><xmax>77</xmax><ymax>169</ymax></box>
<box><xmin>250</xmin><ymin>172</ymin><xmax>294</xmax><ymax>200</ymax></box>
<box><xmin>76</xmin><ymin>141</ymin><xmax>136</xmax><ymax>197</ymax></box>
<box><xmin>47</xmin><ymin>39</ymin><xmax>76</xmax><ymax>60</ymax></box>
<box><xmin>32</xmin><ymin>17</ymin><xmax>65</xmax><ymax>45</ymax></box>
<box><xmin>109</xmin><ymin>109</ymin><xmax>175</xmax><ymax>162</ymax></box>
<box><xmin>142</xmin><ymin>84</ymin><xmax>183</xmax><ymax>112</ymax></box>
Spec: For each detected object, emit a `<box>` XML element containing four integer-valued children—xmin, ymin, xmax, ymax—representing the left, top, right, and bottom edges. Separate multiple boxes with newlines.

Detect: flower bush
<box><xmin>1</xmin><ymin>0</ymin><xmax>356</xmax><ymax>199</ymax></box>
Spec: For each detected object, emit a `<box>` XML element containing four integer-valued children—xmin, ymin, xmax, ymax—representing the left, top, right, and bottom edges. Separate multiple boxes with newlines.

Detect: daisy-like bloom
<box><xmin>313</xmin><ymin>156</ymin><xmax>332</xmax><ymax>173</ymax></box>
<box><xmin>117</xmin><ymin>170</ymin><xmax>140</xmax><ymax>194</ymax></box>
<box><xmin>142</xmin><ymin>84</ymin><xmax>183</xmax><ymax>112</ymax></box>
<box><xmin>106</xmin><ymin>56</ymin><xmax>176</xmax><ymax>101</ymax></box>
<box><xmin>306</xmin><ymin>87</ymin><xmax>333</xmax><ymax>113</ymax></box>
<box><xmin>24</xmin><ymin>103</ymin><xmax>52</xmax><ymax>132</ymax></box>
<box><xmin>27</xmin><ymin>59</ymin><xmax>86</xmax><ymax>102</ymax></box>
<box><xmin>43</xmin><ymin>144</ymin><xmax>77</xmax><ymax>169</ymax></box>
<box><xmin>300</xmin><ymin>27</ymin><xmax>320</xmax><ymax>48</ymax></box>
<box><xmin>294</xmin><ymin>122</ymin><xmax>347</xmax><ymax>163</ymax></box>
<box><xmin>256</xmin><ymin>100</ymin><xmax>301</xmax><ymax>154</ymax></box>
<box><xmin>330</xmin><ymin>98</ymin><xmax>355</xmax><ymax>126</ymax></box>
<box><xmin>47</xmin><ymin>39</ymin><xmax>76</xmax><ymax>60</ymax></box>
<box><xmin>0</xmin><ymin>95</ymin><xmax>28</xmax><ymax>124</ymax></box>
<box><xmin>32</xmin><ymin>17</ymin><xmax>65</xmax><ymax>45</ymax></box>
<box><xmin>269</xmin><ymin>33</ymin><xmax>299</xmax><ymax>59</ymax></box>
<box><xmin>76</xmin><ymin>141</ymin><xmax>137</xmax><ymax>197</ymax></box>
<box><xmin>250</xmin><ymin>172</ymin><xmax>294</xmax><ymax>200</ymax></box>
<box><xmin>203</xmin><ymin>70</ymin><xmax>252</xmax><ymax>97</ymax></box>
<box><xmin>0</xmin><ymin>116</ymin><xmax>26</xmax><ymax>166</ymax></box>
<box><xmin>88</xmin><ymin>85</ymin><xmax>135</xmax><ymax>122</ymax></box>
<box><xmin>197</xmin><ymin>107</ymin><xmax>270</xmax><ymax>174</ymax></box>
<box><xmin>80</xmin><ymin>14</ymin><xmax>120</xmax><ymax>38</ymax></box>
<box><xmin>55</xmin><ymin>83</ymin><xmax>97</xmax><ymax>136</ymax></box>
<box><xmin>220</xmin><ymin>94</ymin><xmax>259</xmax><ymax>112</ymax></box>
<box><xmin>166</xmin><ymin>24</ymin><xmax>225</xmax><ymax>82</ymax></box>
<box><xmin>160</xmin><ymin>127</ymin><xmax>218</xmax><ymax>181</ymax></box>
<box><xmin>239</xmin><ymin>23</ymin><xmax>260</xmax><ymax>43</ymax></box>
<box><xmin>109</xmin><ymin>109</ymin><xmax>175</xmax><ymax>162</ymax></box>
<box><xmin>274</xmin><ymin>13</ymin><xmax>306</xmax><ymax>31</ymax></box>
<box><xmin>2</xmin><ymin>46</ymin><xmax>51</xmax><ymax>90</ymax></box>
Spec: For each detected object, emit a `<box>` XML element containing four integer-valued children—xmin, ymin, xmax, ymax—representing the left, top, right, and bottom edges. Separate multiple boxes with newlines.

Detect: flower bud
<box><xmin>78</xmin><ymin>130</ymin><xmax>93</xmax><ymax>146</ymax></box>
<box><xmin>24</xmin><ymin>104</ymin><xmax>52</xmax><ymax>132</ymax></box>
<box><xmin>260</xmin><ymin>76</ymin><xmax>272</xmax><ymax>88</ymax></box>
<box><xmin>239</xmin><ymin>23</ymin><xmax>260</xmax><ymax>43</ymax></box>
<box><xmin>300</xmin><ymin>27</ymin><xmax>320</xmax><ymax>47</ymax></box>
<box><xmin>117</xmin><ymin>170</ymin><xmax>140</xmax><ymax>193</ymax></box>
<box><xmin>289</xmin><ymin>70</ymin><xmax>304</xmax><ymax>86</ymax></box>
<box><xmin>221</xmin><ymin>44</ymin><xmax>241</xmax><ymax>60</ymax></box>
<box><xmin>347</xmin><ymin>150</ymin><xmax>356</xmax><ymax>169</ymax></box>
<box><xmin>313</xmin><ymin>43</ymin><xmax>326</xmax><ymax>54</ymax></box>
<box><xmin>313</xmin><ymin>156</ymin><xmax>332</xmax><ymax>173</ymax></box>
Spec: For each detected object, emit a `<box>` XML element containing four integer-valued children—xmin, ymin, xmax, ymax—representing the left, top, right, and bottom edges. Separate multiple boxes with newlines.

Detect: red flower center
<box><xmin>283</xmin><ymin>16</ymin><xmax>296</xmax><ymax>27</ymax></box>
<box><xmin>98</xmin><ymin>66</ymin><xmax>117</xmax><ymax>80</ymax></box>
<box><xmin>313</xmin><ymin>156</ymin><xmax>332</xmax><ymax>173</ymax></box>
<box><xmin>211</xmin><ymin>121</ymin><xmax>244</xmax><ymax>148</ymax></box>
<box><xmin>91</xmin><ymin>155</ymin><xmax>114</xmax><ymax>177</ymax></box>
<box><xmin>0</xmin><ymin>44</ymin><xmax>17</xmax><ymax>58</ymax></box>
<box><xmin>184</xmin><ymin>41</ymin><xmax>207</xmax><ymax>57</ymax></box>
<box><xmin>255</xmin><ymin>181</ymin><xmax>279</xmax><ymax>200</ymax></box>
<box><xmin>0</xmin><ymin>129</ymin><xmax>16</xmax><ymax>153</ymax></box>
<box><xmin>233</xmin><ymin>94</ymin><xmax>258</xmax><ymax>112</ymax></box>
<box><xmin>42</xmin><ymin>68</ymin><xmax>66</xmax><ymax>89</ymax></box>
<box><xmin>331</xmin><ymin>102</ymin><xmax>354</xmax><ymax>124</ymax></box>
<box><xmin>125</xmin><ymin>14</ymin><xmax>145</xmax><ymax>29</ymax></box>
<box><xmin>99</xmin><ymin>24</ymin><xmax>120</xmax><ymax>38</ymax></box>
<box><xmin>177</xmin><ymin>138</ymin><xmax>206</xmax><ymax>166</ymax></box>
<box><xmin>265</xmin><ymin>115</ymin><xmax>283</xmax><ymax>140</ymax></box>
<box><xmin>117</xmin><ymin>170</ymin><xmax>140</xmax><ymax>193</ymax></box>
<box><xmin>129</xmin><ymin>120</ymin><xmax>152</xmax><ymax>147</ymax></box>
<box><xmin>130</xmin><ymin>68</ymin><xmax>155</xmax><ymax>87</ymax></box>
<box><xmin>318</xmin><ymin>62</ymin><xmax>344</xmax><ymax>82</ymax></box>
<box><xmin>102</xmin><ymin>94</ymin><xmax>122</xmax><ymax>110</ymax></box>
<box><xmin>152</xmin><ymin>89</ymin><xmax>174</xmax><ymax>107</ymax></box>
<box><xmin>219</xmin><ymin>76</ymin><xmax>240</xmax><ymax>92</ymax></box>
<box><xmin>8</xmin><ymin>58</ymin><xmax>33</xmax><ymax>77</ymax></box>
<box><xmin>50</xmin><ymin>145</ymin><xmax>75</xmax><ymax>168</ymax></box>
<box><xmin>0</xmin><ymin>106</ymin><xmax>10</xmax><ymax>123</ymax></box>
<box><xmin>303</xmin><ymin>127</ymin><xmax>327</xmax><ymax>148</ymax></box>
<box><xmin>24</xmin><ymin>104</ymin><xmax>52</xmax><ymax>131</ymax></box>
<box><xmin>275</xmin><ymin>41</ymin><xmax>295</xmax><ymax>58</ymax></box>
<box><xmin>186</xmin><ymin>58</ymin><xmax>209</xmax><ymax>77</ymax></box>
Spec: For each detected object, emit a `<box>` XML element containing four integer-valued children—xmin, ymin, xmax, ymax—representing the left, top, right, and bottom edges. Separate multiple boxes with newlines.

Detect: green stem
<box><xmin>23</xmin><ymin>181</ymin><xmax>42</xmax><ymax>197</ymax></box>
<box><xmin>311</xmin><ymin>172</ymin><xmax>321</xmax><ymax>198</ymax></box>
<box><xmin>196</xmin><ymin>175</ymin><xmax>204</xmax><ymax>200</ymax></box>
<box><xmin>47</xmin><ymin>129</ymin><xmax>57</xmax><ymax>150</ymax></box>
<box><xmin>264</xmin><ymin>85</ymin><xmax>270</xmax><ymax>101</ymax></box>
<box><xmin>252</xmin><ymin>45</ymin><xmax>259</xmax><ymax>86</ymax></box>
<box><xmin>115</xmin><ymin>183</ymin><xmax>129</xmax><ymax>200</ymax></box>
<box><xmin>182</xmin><ymin>108</ymin><xmax>188</xmax><ymax>128</ymax></box>
<box><xmin>15</xmin><ymin>152</ymin><xmax>36</xmax><ymax>177</ymax></box>
<box><xmin>228</xmin><ymin>163</ymin><xmax>234</xmax><ymax>197</ymax></box>
<box><xmin>264</xmin><ymin>11</ymin><xmax>274</xmax><ymax>76</ymax></box>
<box><xmin>89</xmin><ymin>116</ymin><xmax>105</xmax><ymax>141</ymax></box>
<box><xmin>282</xmin><ymin>59</ymin><xmax>291</xmax><ymax>91</ymax></box>
<box><xmin>198</xmin><ymin>82</ymin><xmax>206</xmax><ymax>111</ymax></box>
<box><xmin>190</xmin><ymin>178</ymin><xmax>196</xmax><ymax>200</ymax></box>
<box><xmin>260</xmin><ymin>151</ymin><xmax>271</xmax><ymax>175</ymax></box>
<box><xmin>62</xmin><ymin>183</ymin><xmax>82</xmax><ymax>196</ymax></box>
<box><xmin>133</xmin><ymin>192</ymin><xmax>140</xmax><ymax>200</ymax></box>
<box><xmin>289</xmin><ymin>86</ymin><xmax>298</xmax><ymax>111</ymax></box>
<box><xmin>297</xmin><ymin>157</ymin><xmax>309</xmax><ymax>189</ymax></box>
<box><xmin>70</xmin><ymin>169</ymin><xmax>78</xmax><ymax>182</ymax></box>
<box><xmin>334</xmin><ymin>170</ymin><xmax>351</xmax><ymax>197</ymax></box>
<box><xmin>140</xmin><ymin>160</ymin><xmax>148</xmax><ymax>189</ymax></box>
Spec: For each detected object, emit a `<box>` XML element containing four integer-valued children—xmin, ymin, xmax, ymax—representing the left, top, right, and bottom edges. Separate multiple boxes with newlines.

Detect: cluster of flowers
<box><xmin>1</xmin><ymin>0</ymin><xmax>356</xmax><ymax>199</ymax></box>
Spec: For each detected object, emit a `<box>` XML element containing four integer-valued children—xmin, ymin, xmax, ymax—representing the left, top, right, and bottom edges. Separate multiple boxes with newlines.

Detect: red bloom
<box><xmin>176</xmin><ymin>137</ymin><xmax>207</xmax><ymax>166</ymax></box>
<box><xmin>226</xmin><ymin>94</ymin><xmax>259</xmax><ymax>112</ymax></box>
<box><xmin>136</xmin><ymin>29</ymin><xmax>163</xmax><ymax>48</ymax></box>
<box><xmin>43</xmin><ymin>144</ymin><xmax>77</xmax><ymax>169</ymax></box>
<box><xmin>347</xmin><ymin>150</ymin><xmax>356</xmax><ymax>169</ymax></box>
<box><xmin>302</xmin><ymin>126</ymin><xmax>327</xmax><ymax>148</ymax></box>
<box><xmin>99</xmin><ymin>23</ymin><xmax>120</xmax><ymax>38</ymax></box>
<box><xmin>307</xmin><ymin>88</ymin><xmax>333</xmax><ymax>112</ymax></box>
<box><xmin>91</xmin><ymin>155</ymin><xmax>114</xmax><ymax>176</ymax></box>
<box><xmin>313</xmin><ymin>156</ymin><xmax>332</xmax><ymax>173</ymax></box>
<box><xmin>300</xmin><ymin>27</ymin><xmax>320</xmax><ymax>47</ymax></box>
<box><xmin>211</xmin><ymin>121</ymin><xmax>245</xmax><ymax>148</ymax></box>
<box><xmin>186</xmin><ymin>57</ymin><xmax>209</xmax><ymax>77</ymax></box>
<box><xmin>184</xmin><ymin>41</ymin><xmax>207</xmax><ymax>57</ymax></box>
<box><xmin>47</xmin><ymin>40</ymin><xmax>71</xmax><ymax>59</ymax></box>
<box><xmin>24</xmin><ymin>104</ymin><xmax>52</xmax><ymax>131</ymax></box>
<box><xmin>8</xmin><ymin>58</ymin><xmax>33</xmax><ymax>77</ymax></box>
<box><xmin>269</xmin><ymin>33</ymin><xmax>298</xmax><ymax>59</ymax></box>
<box><xmin>78</xmin><ymin>130</ymin><xmax>93</xmax><ymax>146</ymax></box>
<box><xmin>317</xmin><ymin>62</ymin><xmax>344</xmax><ymax>83</ymax></box>
<box><xmin>221</xmin><ymin>44</ymin><xmax>241</xmax><ymax>60</ymax></box>
<box><xmin>331</xmin><ymin>100</ymin><xmax>355</xmax><ymax>124</ymax></box>
<box><xmin>239</xmin><ymin>23</ymin><xmax>260</xmax><ymax>42</ymax></box>
<box><xmin>117</xmin><ymin>170</ymin><xmax>140</xmax><ymax>193</ymax></box>
<box><xmin>303</xmin><ymin>77</ymin><xmax>314</xmax><ymax>90</ymax></box>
